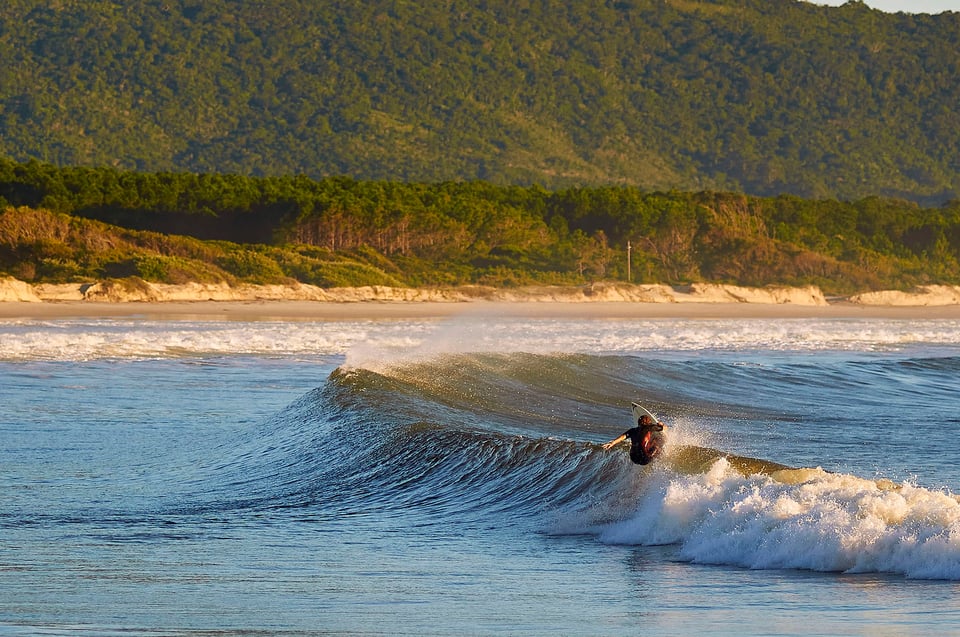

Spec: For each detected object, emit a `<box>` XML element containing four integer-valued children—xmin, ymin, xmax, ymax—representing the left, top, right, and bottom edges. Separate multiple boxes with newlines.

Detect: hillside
<box><xmin>1</xmin><ymin>0</ymin><xmax>958</xmax><ymax>203</ymax></box>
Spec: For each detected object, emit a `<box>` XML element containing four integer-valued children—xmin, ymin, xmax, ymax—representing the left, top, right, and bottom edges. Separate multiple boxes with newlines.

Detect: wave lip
<box><xmin>592</xmin><ymin>458</ymin><xmax>960</xmax><ymax>580</ymax></box>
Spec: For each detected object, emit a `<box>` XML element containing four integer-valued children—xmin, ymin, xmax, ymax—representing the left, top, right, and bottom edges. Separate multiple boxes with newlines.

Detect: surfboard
<box><xmin>631</xmin><ymin>402</ymin><xmax>659</xmax><ymax>424</ymax></box>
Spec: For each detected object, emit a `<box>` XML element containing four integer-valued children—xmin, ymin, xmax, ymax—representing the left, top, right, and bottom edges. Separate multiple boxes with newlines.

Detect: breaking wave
<box><xmin>197</xmin><ymin>350</ymin><xmax>960</xmax><ymax>580</ymax></box>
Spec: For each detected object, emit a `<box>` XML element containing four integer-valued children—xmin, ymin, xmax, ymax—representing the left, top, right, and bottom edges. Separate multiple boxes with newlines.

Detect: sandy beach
<box><xmin>2</xmin><ymin>277</ymin><xmax>959</xmax><ymax>320</ymax></box>
<box><xmin>2</xmin><ymin>298</ymin><xmax>960</xmax><ymax>321</ymax></box>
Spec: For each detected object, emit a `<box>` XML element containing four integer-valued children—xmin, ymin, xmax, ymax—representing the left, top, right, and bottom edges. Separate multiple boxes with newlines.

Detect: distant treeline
<box><xmin>1</xmin><ymin>0</ymin><xmax>959</xmax><ymax>202</ymax></box>
<box><xmin>1</xmin><ymin>160</ymin><xmax>959</xmax><ymax>293</ymax></box>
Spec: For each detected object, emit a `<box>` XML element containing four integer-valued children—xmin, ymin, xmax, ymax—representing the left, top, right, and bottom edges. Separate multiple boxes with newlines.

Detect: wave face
<box><xmin>212</xmin><ymin>347</ymin><xmax>960</xmax><ymax>581</ymax></box>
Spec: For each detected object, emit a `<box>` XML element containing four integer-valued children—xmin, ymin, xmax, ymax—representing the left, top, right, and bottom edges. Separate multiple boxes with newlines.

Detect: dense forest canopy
<box><xmin>2</xmin><ymin>161</ymin><xmax>959</xmax><ymax>294</ymax></box>
<box><xmin>0</xmin><ymin>0</ymin><xmax>958</xmax><ymax>203</ymax></box>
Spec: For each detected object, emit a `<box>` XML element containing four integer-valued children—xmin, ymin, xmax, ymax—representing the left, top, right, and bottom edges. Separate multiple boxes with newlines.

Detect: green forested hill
<box><xmin>0</xmin><ymin>0</ymin><xmax>958</xmax><ymax>203</ymax></box>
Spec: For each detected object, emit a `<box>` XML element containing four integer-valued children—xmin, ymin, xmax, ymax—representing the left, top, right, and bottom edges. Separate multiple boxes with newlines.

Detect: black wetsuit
<box><xmin>622</xmin><ymin>424</ymin><xmax>665</xmax><ymax>465</ymax></box>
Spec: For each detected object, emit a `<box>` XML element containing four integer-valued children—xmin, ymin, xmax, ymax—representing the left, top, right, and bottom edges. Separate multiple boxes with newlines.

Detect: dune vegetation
<box><xmin>2</xmin><ymin>162</ymin><xmax>959</xmax><ymax>296</ymax></box>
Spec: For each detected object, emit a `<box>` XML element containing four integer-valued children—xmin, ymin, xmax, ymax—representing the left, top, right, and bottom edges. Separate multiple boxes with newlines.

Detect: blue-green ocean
<box><xmin>2</xmin><ymin>312</ymin><xmax>959</xmax><ymax>635</ymax></box>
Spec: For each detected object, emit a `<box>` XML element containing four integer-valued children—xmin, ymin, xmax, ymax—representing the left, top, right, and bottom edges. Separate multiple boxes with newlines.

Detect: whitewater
<box><xmin>1</xmin><ymin>312</ymin><xmax>959</xmax><ymax>635</ymax></box>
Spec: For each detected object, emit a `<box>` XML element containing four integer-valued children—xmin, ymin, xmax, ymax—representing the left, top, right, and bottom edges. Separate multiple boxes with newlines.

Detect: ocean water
<box><xmin>1</xmin><ymin>311</ymin><xmax>960</xmax><ymax>635</ymax></box>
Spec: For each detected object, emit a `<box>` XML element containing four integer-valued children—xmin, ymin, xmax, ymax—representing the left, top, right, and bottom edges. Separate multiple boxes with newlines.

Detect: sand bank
<box><xmin>848</xmin><ymin>285</ymin><xmax>960</xmax><ymax>306</ymax></box>
<box><xmin>5</xmin><ymin>278</ymin><xmax>830</xmax><ymax>305</ymax></box>
<box><xmin>2</xmin><ymin>277</ymin><xmax>960</xmax><ymax>320</ymax></box>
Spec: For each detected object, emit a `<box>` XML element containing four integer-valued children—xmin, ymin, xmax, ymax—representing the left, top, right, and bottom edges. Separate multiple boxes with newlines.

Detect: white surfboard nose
<box><xmin>631</xmin><ymin>402</ymin><xmax>660</xmax><ymax>424</ymax></box>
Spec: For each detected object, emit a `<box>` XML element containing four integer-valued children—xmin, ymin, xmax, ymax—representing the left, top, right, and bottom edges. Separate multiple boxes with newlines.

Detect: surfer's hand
<box><xmin>601</xmin><ymin>434</ymin><xmax>626</xmax><ymax>450</ymax></box>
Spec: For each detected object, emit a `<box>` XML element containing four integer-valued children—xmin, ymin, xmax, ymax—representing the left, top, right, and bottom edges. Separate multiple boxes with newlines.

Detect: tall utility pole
<box><xmin>626</xmin><ymin>240</ymin><xmax>632</xmax><ymax>282</ymax></box>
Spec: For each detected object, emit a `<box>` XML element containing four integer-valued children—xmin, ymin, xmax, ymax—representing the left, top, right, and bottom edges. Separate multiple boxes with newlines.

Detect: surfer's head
<box><xmin>638</xmin><ymin>414</ymin><xmax>664</xmax><ymax>432</ymax></box>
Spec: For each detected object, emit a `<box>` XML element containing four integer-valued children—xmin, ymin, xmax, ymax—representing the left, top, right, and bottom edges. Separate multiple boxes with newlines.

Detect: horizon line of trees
<box><xmin>2</xmin><ymin>160</ymin><xmax>959</xmax><ymax>293</ymax></box>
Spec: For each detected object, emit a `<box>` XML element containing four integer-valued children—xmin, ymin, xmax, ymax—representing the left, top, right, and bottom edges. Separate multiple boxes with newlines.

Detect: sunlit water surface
<box><xmin>2</xmin><ymin>316</ymin><xmax>960</xmax><ymax>635</ymax></box>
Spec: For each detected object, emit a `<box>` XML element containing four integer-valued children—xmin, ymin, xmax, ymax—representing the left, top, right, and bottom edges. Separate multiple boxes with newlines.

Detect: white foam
<box><xmin>0</xmin><ymin>319</ymin><xmax>408</xmax><ymax>361</ymax></box>
<box><xmin>3</xmin><ymin>317</ymin><xmax>960</xmax><ymax>362</ymax></box>
<box><xmin>594</xmin><ymin>458</ymin><xmax>960</xmax><ymax>579</ymax></box>
<box><xmin>346</xmin><ymin>316</ymin><xmax>960</xmax><ymax>367</ymax></box>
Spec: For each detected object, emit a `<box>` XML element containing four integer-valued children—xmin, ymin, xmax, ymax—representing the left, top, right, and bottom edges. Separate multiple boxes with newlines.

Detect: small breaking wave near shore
<box><xmin>3</xmin><ymin>315</ymin><xmax>958</xmax><ymax>362</ymax></box>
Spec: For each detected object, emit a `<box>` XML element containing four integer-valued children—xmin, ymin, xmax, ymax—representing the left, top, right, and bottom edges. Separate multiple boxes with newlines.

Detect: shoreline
<box><xmin>2</xmin><ymin>299</ymin><xmax>959</xmax><ymax>321</ymax></box>
<box><xmin>2</xmin><ymin>278</ymin><xmax>960</xmax><ymax>320</ymax></box>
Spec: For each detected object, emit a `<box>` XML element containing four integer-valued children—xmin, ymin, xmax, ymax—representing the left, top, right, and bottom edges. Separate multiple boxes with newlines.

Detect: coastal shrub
<box><xmin>303</xmin><ymin>260</ymin><xmax>404</xmax><ymax>288</ymax></box>
<box><xmin>132</xmin><ymin>255</ymin><xmax>169</xmax><ymax>281</ymax></box>
<box><xmin>101</xmin><ymin>259</ymin><xmax>140</xmax><ymax>279</ymax></box>
<box><xmin>36</xmin><ymin>257</ymin><xmax>84</xmax><ymax>281</ymax></box>
<box><xmin>6</xmin><ymin>260</ymin><xmax>36</xmax><ymax>281</ymax></box>
<box><xmin>347</xmin><ymin>245</ymin><xmax>404</xmax><ymax>274</ymax></box>
<box><xmin>119</xmin><ymin>254</ymin><xmax>226</xmax><ymax>284</ymax></box>
<box><xmin>472</xmin><ymin>266</ymin><xmax>536</xmax><ymax>288</ymax></box>
<box><xmin>214</xmin><ymin>249</ymin><xmax>286</xmax><ymax>284</ymax></box>
<box><xmin>394</xmin><ymin>257</ymin><xmax>475</xmax><ymax>287</ymax></box>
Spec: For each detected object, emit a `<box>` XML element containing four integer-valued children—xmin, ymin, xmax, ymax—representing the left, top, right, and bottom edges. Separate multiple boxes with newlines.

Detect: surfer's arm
<box><xmin>601</xmin><ymin>433</ymin><xmax>628</xmax><ymax>450</ymax></box>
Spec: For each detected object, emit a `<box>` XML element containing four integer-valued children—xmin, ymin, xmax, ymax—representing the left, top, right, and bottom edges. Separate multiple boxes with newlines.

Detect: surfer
<box><xmin>602</xmin><ymin>413</ymin><xmax>667</xmax><ymax>465</ymax></box>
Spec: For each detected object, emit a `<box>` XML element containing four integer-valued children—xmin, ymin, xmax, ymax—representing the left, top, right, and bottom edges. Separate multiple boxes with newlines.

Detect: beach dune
<box><xmin>2</xmin><ymin>276</ymin><xmax>960</xmax><ymax>320</ymax></box>
<box><xmin>2</xmin><ymin>276</ymin><xmax>833</xmax><ymax>305</ymax></box>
